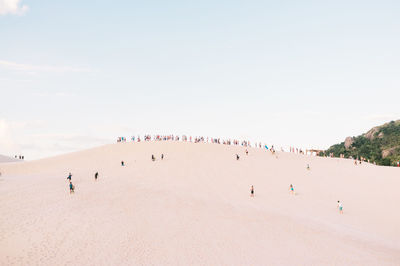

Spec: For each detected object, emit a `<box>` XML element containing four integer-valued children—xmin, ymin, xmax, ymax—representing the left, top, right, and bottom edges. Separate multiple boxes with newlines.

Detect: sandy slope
<box><xmin>0</xmin><ymin>155</ymin><xmax>20</xmax><ymax>163</ymax></box>
<box><xmin>0</xmin><ymin>141</ymin><xmax>399</xmax><ymax>265</ymax></box>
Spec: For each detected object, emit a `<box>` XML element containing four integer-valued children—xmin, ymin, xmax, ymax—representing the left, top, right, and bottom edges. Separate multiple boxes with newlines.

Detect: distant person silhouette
<box><xmin>290</xmin><ymin>184</ymin><xmax>295</xmax><ymax>195</ymax></box>
<box><xmin>152</xmin><ymin>155</ymin><xmax>155</xmax><ymax>161</ymax></box>
<box><xmin>67</xmin><ymin>173</ymin><xmax>72</xmax><ymax>181</ymax></box>
<box><xmin>337</xmin><ymin>201</ymin><xmax>343</xmax><ymax>214</ymax></box>
<box><xmin>121</xmin><ymin>161</ymin><xmax>125</xmax><ymax>166</ymax></box>
<box><xmin>236</xmin><ymin>154</ymin><xmax>240</xmax><ymax>160</ymax></box>
<box><xmin>69</xmin><ymin>181</ymin><xmax>75</xmax><ymax>194</ymax></box>
<box><xmin>95</xmin><ymin>172</ymin><xmax>98</xmax><ymax>180</ymax></box>
<box><xmin>250</xmin><ymin>185</ymin><xmax>254</xmax><ymax>197</ymax></box>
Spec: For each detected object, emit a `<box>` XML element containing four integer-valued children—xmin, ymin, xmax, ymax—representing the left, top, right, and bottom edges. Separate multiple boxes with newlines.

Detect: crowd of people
<box><xmin>116</xmin><ymin>134</ymin><xmax>284</xmax><ymax>151</ymax></box>
<box><xmin>289</xmin><ymin>147</ymin><xmax>305</xmax><ymax>154</ymax></box>
<box><xmin>116</xmin><ymin>135</ymin><xmax>315</xmax><ymax>158</ymax></box>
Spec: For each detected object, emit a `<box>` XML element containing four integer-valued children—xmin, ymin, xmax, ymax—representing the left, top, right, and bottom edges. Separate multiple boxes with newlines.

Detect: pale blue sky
<box><xmin>1</xmin><ymin>0</ymin><xmax>400</xmax><ymax>159</ymax></box>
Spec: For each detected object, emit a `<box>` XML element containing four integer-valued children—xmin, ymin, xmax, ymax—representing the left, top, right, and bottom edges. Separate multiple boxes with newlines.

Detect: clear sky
<box><xmin>1</xmin><ymin>0</ymin><xmax>400</xmax><ymax>159</ymax></box>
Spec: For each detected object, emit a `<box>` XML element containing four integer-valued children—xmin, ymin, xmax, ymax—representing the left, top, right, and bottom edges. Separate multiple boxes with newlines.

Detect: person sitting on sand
<box><xmin>337</xmin><ymin>201</ymin><xmax>343</xmax><ymax>214</ymax></box>
<box><xmin>95</xmin><ymin>172</ymin><xmax>98</xmax><ymax>180</ymax></box>
<box><xmin>69</xmin><ymin>181</ymin><xmax>75</xmax><ymax>194</ymax></box>
<box><xmin>290</xmin><ymin>184</ymin><xmax>295</xmax><ymax>195</ymax></box>
<box><xmin>67</xmin><ymin>173</ymin><xmax>72</xmax><ymax>181</ymax></box>
<box><xmin>121</xmin><ymin>161</ymin><xmax>125</xmax><ymax>166</ymax></box>
<box><xmin>250</xmin><ymin>185</ymin><xmax>254</xmax><ymax>197</ymax></box>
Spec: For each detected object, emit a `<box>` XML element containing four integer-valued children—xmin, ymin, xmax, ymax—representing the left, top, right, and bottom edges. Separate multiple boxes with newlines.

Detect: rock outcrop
<box><xmin>382</xmin><ymin>146</ymin><xmax>399</xmax><ymax>158</ymax></box>
<box><xmin>344</xmin><ymin>137</ymin><xmax>354</xmax><ymax>149</ymax></box>
<box><xmin>365</xmin><ymin>127</ymin><xmax>380</xmax><ymax>140</ymax></box>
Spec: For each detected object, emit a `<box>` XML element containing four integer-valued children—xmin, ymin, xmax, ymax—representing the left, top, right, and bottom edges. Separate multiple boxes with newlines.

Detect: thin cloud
<box><xmin>0</xmin><ymin>119</ymin><xmax>19</xmax><ymax>153</ymax></box>
<box><xmin>31</xmin><ymin>91</ymin><xmax>77</xmax><ymax>98</ymax></box>
<box><xmin>0</xmin><ymin>0</ymin><xmax>28</xmax><ymax>16</ymax></box>
<box><xmin>0</xmin><ymin>60</ymin><xmax>92</xmax><ymax>73</ymax></box>
<box><xmin>32</xmin><ymin>134</ymin><xmax>109</xmax><ymax>144</ymax></box>
<box><xmin>364</xmin><ymin>114</ymin><xmax>400</xmax><ymax>122</ymax></box>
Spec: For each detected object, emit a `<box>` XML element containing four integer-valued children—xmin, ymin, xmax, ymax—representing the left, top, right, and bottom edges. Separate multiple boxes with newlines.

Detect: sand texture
<box><xmin>1</xmin><ymin>142</ymin><xmax>399</xmax><ymax>265</ymax></box>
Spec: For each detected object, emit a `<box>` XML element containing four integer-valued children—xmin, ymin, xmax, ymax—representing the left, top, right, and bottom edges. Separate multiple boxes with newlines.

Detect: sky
<box><xmin>1</xmin><ymin>0</ymin><xmax>400</xmax><ymax>159</ymax></box>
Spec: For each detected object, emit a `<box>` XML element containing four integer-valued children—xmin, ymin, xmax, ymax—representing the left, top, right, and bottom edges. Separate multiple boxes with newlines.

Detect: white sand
<box><xmin>0</xmin><ymin>141</ymin><xmax>399</xmax><ymax>265</ymax></box>
<box><xmin>0</xmin><ymin>155</ymin><xmax>20</xmax><ymax>163</ymax></box>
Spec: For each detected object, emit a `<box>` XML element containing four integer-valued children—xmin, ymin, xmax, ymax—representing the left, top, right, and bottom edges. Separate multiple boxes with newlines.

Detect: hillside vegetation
<box><xmin>324</xmin><ymin>120</ymin><xmax>400</xmax><ymax>166</ymax></box>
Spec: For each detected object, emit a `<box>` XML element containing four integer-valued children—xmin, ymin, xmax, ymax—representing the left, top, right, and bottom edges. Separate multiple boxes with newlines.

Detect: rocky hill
<box><xmin>324</xmin><ymin>120</ymin><xmax>400</xmax><ymax>166</ymax></box>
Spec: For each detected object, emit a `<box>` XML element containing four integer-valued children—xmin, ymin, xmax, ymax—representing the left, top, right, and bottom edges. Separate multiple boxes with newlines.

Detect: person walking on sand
<box><xmin>337</xmin><ymin>201</ymin><xmax>343</xmax><ymax>214</ymax></box>
<box><xmin>95</xmin><ymin>172</ymin><xmax>98</xmax><ymax>181</ymax></box>
<box><xmin>161</xmin><ymin>154</ymin><xmax>164</xmax><ymax>160</ymax></box>
<box><xmin>121</xmin><ymin>161</ymin><xmax>125</xmax><ymax>166</ymax></box>
<box><xmin>69</xmin><ymin>181</ymin><xmax>75</xmax><ymax>194</ymax></box>
<box><xmin>250</xmin><ymin>185</ymin><xmax>254</xmax><ymax>197</ymax></box>
<box><xmin>236</xmin><ymin>154</ymin><xmax>240</xmax><ymax>160</ymax></box>
<box><xmin>290</xmin><ymin>184</ymin><xmax>295</xmax><ymax>195</ymax></box>
<box><xmin>246</xmin><ymin>149</ymin><xmax>248</xmax><ymax>155</ymax></box>
<box><xmin>152</xmin><ymin>155</ymin><xmax>155</xmax><ymax>161</ymax></box>
<box><xmin>67</xmin><ymin>172</ymin><xmax>72</xmax><ymax>181</ymax></box>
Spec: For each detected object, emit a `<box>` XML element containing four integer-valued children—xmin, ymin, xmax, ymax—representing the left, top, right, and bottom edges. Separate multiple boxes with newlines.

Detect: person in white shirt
<box><xmin>337</xmin><ymin>201</ymin><xmax>343</xmax><ymax>214</ymax></box>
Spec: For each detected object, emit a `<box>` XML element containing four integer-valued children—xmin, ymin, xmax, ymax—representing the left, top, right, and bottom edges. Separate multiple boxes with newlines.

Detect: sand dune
<box><xmin>1</xmin><ymin>141</ymin><xmax>399</xmax><ymax>265</ymax></box>
<box><xmin>0</xmin><ymin>155</ymin><xmax>20</xmax><ymax>163</ymax></box>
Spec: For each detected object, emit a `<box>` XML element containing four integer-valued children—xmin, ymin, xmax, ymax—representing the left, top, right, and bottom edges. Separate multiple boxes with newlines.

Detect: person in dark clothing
<box><xmin>161</xmin><ymin>154</ymin><xmax>164</xmax><ymax>160</ymax></box>
<box><xmin>67</xmin><ymin>173</ymin><xmax>72</xmax><ymax>181</ymax></box>
<box><xmin>121</xmin><ymin>161</ymin><xmax>125</xmax><ymax>166</ymax></box>
<box><xmin>152</xmin><ymin>155</ymin><xmax>155</xmax><ymax>161</ymax></box>
<box><xmin>236</xmin><ymin>154</ymin><xmax>240</xmax><ymax>160</ymax></box>
<box><xmin>95</xmin><ymin>172</ymin><xmax>98</xmax><ymax>180</ymax></box>
<box><xmin>69</xmin><ymin>181</ymin><xmax>75</xmax><ymax>194</ymax></box>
